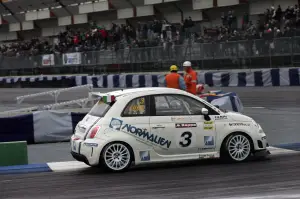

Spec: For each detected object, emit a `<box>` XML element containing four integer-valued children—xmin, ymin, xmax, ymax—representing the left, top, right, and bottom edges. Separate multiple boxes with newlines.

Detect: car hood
<box><xmin>224</xmin><ymin>111</ymin><xmax>253</xmax><ymax>122</ymax></box>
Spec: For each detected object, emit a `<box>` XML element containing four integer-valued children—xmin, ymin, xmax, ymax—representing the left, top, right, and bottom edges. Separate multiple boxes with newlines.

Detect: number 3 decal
<box><xmin>179</xmin><ymin>131</ymin><xmax>192</xmax><ymax>147</ymax></box>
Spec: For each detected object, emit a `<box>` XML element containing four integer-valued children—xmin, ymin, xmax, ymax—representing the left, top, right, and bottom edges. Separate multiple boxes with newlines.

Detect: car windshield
<box><xmin>88</xmin><ymin>100</ymin><xmax>113</xmax><ymax>117</ymax></box>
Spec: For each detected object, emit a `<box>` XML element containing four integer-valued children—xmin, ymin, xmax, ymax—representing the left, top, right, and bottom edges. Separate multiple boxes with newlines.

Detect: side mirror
<box><xmin>201</xmin><ymin>108</ymin><xmax>209</xmax><ymax>115</ymax></box>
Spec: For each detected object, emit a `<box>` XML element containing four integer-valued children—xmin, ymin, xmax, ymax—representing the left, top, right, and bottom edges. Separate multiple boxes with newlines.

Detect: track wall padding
<box><xmin>0</xmin><ymin>111</ymin><xmax>87</xmax><ymax>144</ymax></box>
<box><xmin>0</xmin><ymin>68</ymin><xmax>300</xmax><ymax>88</ymax></box>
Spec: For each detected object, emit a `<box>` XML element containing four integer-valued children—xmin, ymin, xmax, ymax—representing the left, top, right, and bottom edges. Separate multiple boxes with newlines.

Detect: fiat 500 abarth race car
<box><xmin>70</xmin><ymin>87</ymin><xmax>269</xmax><ymax>172</ymax></box>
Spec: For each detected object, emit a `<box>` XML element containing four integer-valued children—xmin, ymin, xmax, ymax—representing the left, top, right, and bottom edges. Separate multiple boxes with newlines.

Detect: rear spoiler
<box><xmin>89</xmin><ymin>92</ymin><xmax>116</xmax><ymax>103</ymax></box>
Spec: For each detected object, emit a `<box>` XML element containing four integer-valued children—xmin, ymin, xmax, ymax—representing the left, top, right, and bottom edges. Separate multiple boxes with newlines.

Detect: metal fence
<box><xmin>1</xmin><ymin>36</ymin><xmax>300</xmax><ymax>75</ymax></box>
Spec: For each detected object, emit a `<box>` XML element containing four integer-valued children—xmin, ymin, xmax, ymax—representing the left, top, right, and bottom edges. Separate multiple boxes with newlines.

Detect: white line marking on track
<box><xmin>47</xmin><ymin>161</ymin><xmax>90</xmax><ymax>172</ymax></box>
<box><xmin>268</xmin><ymin>147</ymin><xmax>300</xmax><ymax>155</ymax></box>
<box><xmin>244</xmin><ymin>107</ymin><xmax>266</xmax><ymax>109</ymax></box>
<box><xmin>220</xmin><ymin>194</ymin><xmax>300</xmax><ymax>199</ymax></box>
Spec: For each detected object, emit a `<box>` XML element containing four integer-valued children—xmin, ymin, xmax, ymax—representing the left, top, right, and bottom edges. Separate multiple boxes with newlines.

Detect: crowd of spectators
<box><xmin>0</xmin><ymin>19</ymin><xmax>188</xmax><ymax>57</ymax></box>
<box><xmin>1</xmin><ymin>4</ymin><xmax>300</xmax><ymax>58</ymax></box>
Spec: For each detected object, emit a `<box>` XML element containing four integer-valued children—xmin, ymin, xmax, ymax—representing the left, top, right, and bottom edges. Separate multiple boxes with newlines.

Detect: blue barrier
<box><xmin>0</xmin><ymin>114</ymin><xmax>35</xmax><ymax>144</ymax></box>
<box><xmin>0</xmin><ymin>68</ymin><xmax>300</xmax><ymax>88</ymax></box>
<box><xmin>0</xmin><ymin>111</ymin><xmax>86</xmax><ymax>144</ymax></box>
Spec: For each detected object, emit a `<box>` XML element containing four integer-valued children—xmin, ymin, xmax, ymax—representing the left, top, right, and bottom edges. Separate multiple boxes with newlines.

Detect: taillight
<box><xmin>89</xmin><ymin>126</ymin><xmax>100</xmax><ymax>138</ymax></box>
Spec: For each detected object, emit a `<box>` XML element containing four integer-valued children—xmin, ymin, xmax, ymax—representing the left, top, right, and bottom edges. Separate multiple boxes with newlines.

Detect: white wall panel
<box><xmin>193</xmin><ymin>0</ymin><xmax>213</xmax><ymax>10</ymax></box>
<box><xmin>9</xmin><ymin>23</ymin><xmax>20</xmax><ymax>32</ymax></box>
<box><xmin>73</xmin><ymin>14</ymin><xmax>88</xmax><ymax>24</ymax></box>
<box><xmin>25</xmin><ymin>12</ymin><xmax>38</xmax><ymax>21</ymax></box>
<box><xmin>117</xmin><ymin>8</ymin><xmax>134</xmax><ymax>19</ymax></box>
<box><xmin>79</xmin><ymin>3</ymin><xmax>93</xmax><ymax>14</ymax></box>
<box><xmin>22</xmin><ymin>21</ymin><xmax>34</xmax><ymax>30</ymax></box>
<box><xmin>58</xmin><ymin>16</ymin><xmax>72</xmax><ymax>26</ymax></box>
<box><xmin>136</xmin><ymin>5</ymin><xmax>154</xmax><ymax>17</ymax></box>
<box><xmin>37</xmin><ymin>10</ymin><xmax>50</xmax><ymax>19</ymax></box>
<box><xmin>144</xmin><ymin>0</ymin><xmax>162</xmax><ymax>5</ymax></box>
<box><xmin>93</xmin><ymin>1</ymin><xmax>109</xmax><ymax>12</ymax></box>
<box><xmin>217</xmin><ymin>0</ymin><xmax>239</xmax><ymax>7</ymax></box>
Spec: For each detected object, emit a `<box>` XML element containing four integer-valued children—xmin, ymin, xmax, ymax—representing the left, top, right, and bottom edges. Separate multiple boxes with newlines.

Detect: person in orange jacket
<box><xmin>183</xmin><ymin>61</ymin><xmax>197</xmax><ymax>95</ymax></box>
<box><xmin>163</xmin><ymin>65</ymin><xmax>186</xmax><ymax>91</ymax></box>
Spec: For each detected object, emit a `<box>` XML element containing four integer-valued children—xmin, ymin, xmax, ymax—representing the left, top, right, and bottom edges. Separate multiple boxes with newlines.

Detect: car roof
<box><xmin>91</xmin><ymin>87</ymin><xmax>188</xmax><ymax>98</ymax></box>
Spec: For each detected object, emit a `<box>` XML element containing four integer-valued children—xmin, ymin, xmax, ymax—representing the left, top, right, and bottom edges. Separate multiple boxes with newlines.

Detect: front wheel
<box><xmin>221</xmin><ymin>133</ymin><xmax>252</xmax><ymax>162</ymax></box>
<box><xmin>100</xmin><ymin>142</ymin><xmax>132</xmax><ymax>172</ymax></box>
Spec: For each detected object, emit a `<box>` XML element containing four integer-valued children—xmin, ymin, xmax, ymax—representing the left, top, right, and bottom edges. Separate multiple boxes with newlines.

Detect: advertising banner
<box><xmin>63</xmin><ymin>52</ymin><xmax>81</xmax><ymax>65</ymax></box>
<box><xmin>42</xmin><ymin>54</ymin><xmax>55</xmax><ymax>66</ymax></box>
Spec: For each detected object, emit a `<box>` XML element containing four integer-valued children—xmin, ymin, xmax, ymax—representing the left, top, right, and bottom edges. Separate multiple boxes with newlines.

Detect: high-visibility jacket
<box><xmin>184</xmin><ymin>69</ymin><xmax>197</xmax><ymax>94</ymax></box>
<box><xmin>165</xmin><ymin>73</ymin><xmax>181</xmax><ymax>89</ymax></box>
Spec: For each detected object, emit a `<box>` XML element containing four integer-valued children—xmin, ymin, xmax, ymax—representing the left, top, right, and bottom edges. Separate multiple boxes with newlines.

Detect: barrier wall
<box><xmin>1</xmin><ymin>68</ymin><xmax>300</xmax><ymax>88</ymax></box>
<box><xmin>0</xmin><ymin>111</ymin><xmax>86</xmax><ymax>144</ymax></box>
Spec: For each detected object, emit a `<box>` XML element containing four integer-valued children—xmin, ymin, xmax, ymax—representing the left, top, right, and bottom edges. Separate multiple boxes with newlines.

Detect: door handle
<box><xmin>152</xmin><ymin>125</ymin><xmax>165</xmax><ymax>129</ymax></box>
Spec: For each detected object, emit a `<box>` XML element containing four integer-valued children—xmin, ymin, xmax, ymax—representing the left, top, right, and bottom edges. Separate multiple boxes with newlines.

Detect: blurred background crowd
<box><xmin>1</xmin><ymin>4</ymin><xmax>300</xmax><ymax>57</ymax></box>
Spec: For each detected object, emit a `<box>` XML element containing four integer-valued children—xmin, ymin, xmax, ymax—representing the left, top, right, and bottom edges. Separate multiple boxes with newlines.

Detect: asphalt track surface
<box><xmin>1</xmin><ymin>87</ymin><xmax>300</xmax><ymax>198</ymax></box>
<box><xmin>1</xmin><ymin>154</ymin><xmax>300</xmax><ymax>199</ymax></box>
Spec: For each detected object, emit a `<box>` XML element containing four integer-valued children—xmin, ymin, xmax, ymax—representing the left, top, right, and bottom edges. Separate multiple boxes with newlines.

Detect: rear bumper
<box><xmin>71</xmin><ymin>151</ymin><xmax>90</xmax><ymax>165</ymax></box>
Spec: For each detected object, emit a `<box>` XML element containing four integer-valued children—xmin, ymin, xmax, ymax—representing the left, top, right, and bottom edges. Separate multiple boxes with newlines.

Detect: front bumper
<box><xmin>253</xmin><ymin>149</ymin><xmax>271</xmax><ymax>157</ymax></box>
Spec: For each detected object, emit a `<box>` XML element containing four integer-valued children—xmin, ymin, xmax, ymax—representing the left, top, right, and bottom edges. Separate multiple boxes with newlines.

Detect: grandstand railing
<box><xmin>1</xmin><ymin>36</ymin><xmax>300</xmax><ymax>75</ymax></box>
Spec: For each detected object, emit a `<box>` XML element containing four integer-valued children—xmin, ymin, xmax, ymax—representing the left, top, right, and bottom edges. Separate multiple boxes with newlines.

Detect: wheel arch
<box><xmin>100</xmin><ymin>140</ymin><xmax>135</xmax><ymax>162</ymax></box>
<box><xmin>220</xmin><ymin>131</ymin><xmax>255</xmax><ymax>154</ymax></box>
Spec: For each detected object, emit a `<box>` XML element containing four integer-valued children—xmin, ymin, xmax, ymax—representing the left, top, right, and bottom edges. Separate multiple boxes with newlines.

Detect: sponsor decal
<box><xmin>139</xmin><ymin>98</ymin><xmax>145</xmax><ymax>105</ymax></box>
<box><xmin>175</xmin><ymin>123</ymin><xmax>197</xmax><ymax>128</ymax></box>
<box><xmin>203</xmin><ymin>121</ymin><xmax>214</xmax><ymax>130</ymax></box>
<box><xmin>199</xmin><ymin>154</ymin><xmax>214</xmax><ymax>159</ymax></box>
<box><xmin>109</xmin><ymin>118</ymin><xmax>171</xmax><ymax>149</ymax></box>
<box><xmin>171</xmin><ymin>117</ymin><xmax>187</xmax><ymax>121</ymax></box>
<box><xmin>229</xmin><ymin>123</ymin><xmax>250</xmax><ymax>127</ymax></box>
<box><xmin>204</xmin><ymin>126</ymin><xmax>213</xmax><ymax>130</ymax></box>
<box><xmin>204</xmin><ymin>136</ymin><xmax>214</xmax><ymax>146</ymax></box>
<box><xmin>139</xmin><ymin>151</ymin><xmax>150</xmax><ymax>161</ymax></box>
<box><xmin>215</xmin><ymin>115</ymin><xmax>227</xmax><ymax>120</ymax></box>
<box><xmin>198</xmin><ymin>148</ymin><xmax>215</xmax><ymax>151</ymax></box>
<box><xmin>84</xmin><ymin>143</ymin><xmax>98</xmax><ymax>147</ymax></box>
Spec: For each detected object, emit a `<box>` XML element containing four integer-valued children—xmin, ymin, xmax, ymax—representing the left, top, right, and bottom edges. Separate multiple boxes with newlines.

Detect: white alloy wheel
<box><xmin>227</xmin><ymin>134</ymin><xmax>251</xmax><ymax>162</ymax></box>
<box><xmin>103</xmin><ymin>143</ymin><xmax>131</xmax><ymax>171</ymax></box>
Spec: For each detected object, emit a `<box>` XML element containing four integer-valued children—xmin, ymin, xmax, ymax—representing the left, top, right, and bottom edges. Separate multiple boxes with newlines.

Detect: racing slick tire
<box><xmin>100</xmin><ymin>142</ymin><xmax>133</xmax><ymax>172</ymax></box>
<box><xmin>220</xmin><ymin>133</ymin><xmax>253</xmax><ymax>163</ymax></box>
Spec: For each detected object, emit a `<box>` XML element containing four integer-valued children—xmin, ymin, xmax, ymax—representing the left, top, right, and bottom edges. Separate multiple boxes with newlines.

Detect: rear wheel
<box><xmin>221</xmin><ymin>133</ymin><xmax>252</xmax><ymax>162</ymax></box>
<box><xmin>100</xmin><ymin>142</ymin><xmax>132</xmax><ymax>172</ymax></box>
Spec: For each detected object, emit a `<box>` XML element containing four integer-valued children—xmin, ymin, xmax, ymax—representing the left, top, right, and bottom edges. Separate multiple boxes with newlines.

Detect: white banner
<box><xmin>63</xmin><ymin>53</ymin><xmax>81</xmax><ymax>65</ymax></box>
<box><xmin>42</xmin><ymin>54</ymin><xmax>55</xmax><ymax>66</ymax></box>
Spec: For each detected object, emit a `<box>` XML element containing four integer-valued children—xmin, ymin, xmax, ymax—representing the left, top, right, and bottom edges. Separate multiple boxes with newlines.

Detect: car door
<box><xmin>149</xmin><ymin>94</ymin><xmax>201</xmax><ymax>156</ymax></box>
<box><xmin>181</xmin><ymin>96</ymin><xmax>220</xmax><ymax>153</ymax></box>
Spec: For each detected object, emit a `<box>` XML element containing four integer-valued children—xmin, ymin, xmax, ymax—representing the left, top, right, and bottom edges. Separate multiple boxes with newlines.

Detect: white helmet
<box><xmin>183</xmin><ymin>61</ymin><xmax>192</xmax><ymax>67</ymax></box>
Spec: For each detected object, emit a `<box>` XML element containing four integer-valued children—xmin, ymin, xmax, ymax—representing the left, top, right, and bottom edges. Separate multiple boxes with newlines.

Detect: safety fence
<box><xmin>0</xmin><ymin>110</ymin><xmax>86</xmax><ymax>144</ymax></box>
<box><xmin>1</xmin><ymin>67</ymin><xmax>299</xmax><ymax>88</ymax></box>
<box><xmin>1</xmin><ymin>37</ymin><xmax>300</xmax><ymax>76</ymax></box>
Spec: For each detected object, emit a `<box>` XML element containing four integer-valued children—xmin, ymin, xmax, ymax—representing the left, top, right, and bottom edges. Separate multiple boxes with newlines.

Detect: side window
<box><xmin>122</xmin><ymin>96</ymin><xmax>147</xmax><ymax>117</ymax></box>
<box><xmin>154</xmin><ymin>94</ymin><xmax>210</xmax><ymax>116</ymax></box>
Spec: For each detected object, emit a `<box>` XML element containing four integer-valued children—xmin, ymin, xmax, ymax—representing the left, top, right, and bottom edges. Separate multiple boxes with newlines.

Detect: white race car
<box><xmin>71</xmin><ymin>87</ymin><xmax>269</xmax><ymax>172</ymax></box>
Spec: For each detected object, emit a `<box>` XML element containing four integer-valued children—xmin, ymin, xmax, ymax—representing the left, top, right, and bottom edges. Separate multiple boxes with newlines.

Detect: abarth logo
<box><xmin>109</xmin><ymin>118</ymin><xmax>123</xmax><ymax>130</ymax></box>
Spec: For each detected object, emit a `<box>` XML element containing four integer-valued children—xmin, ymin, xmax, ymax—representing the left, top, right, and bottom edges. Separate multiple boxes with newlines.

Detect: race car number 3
<box><xmin>176</xmin><ymin>131</ymin><xmax>196</xmax><ymax>148</ymax></box>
